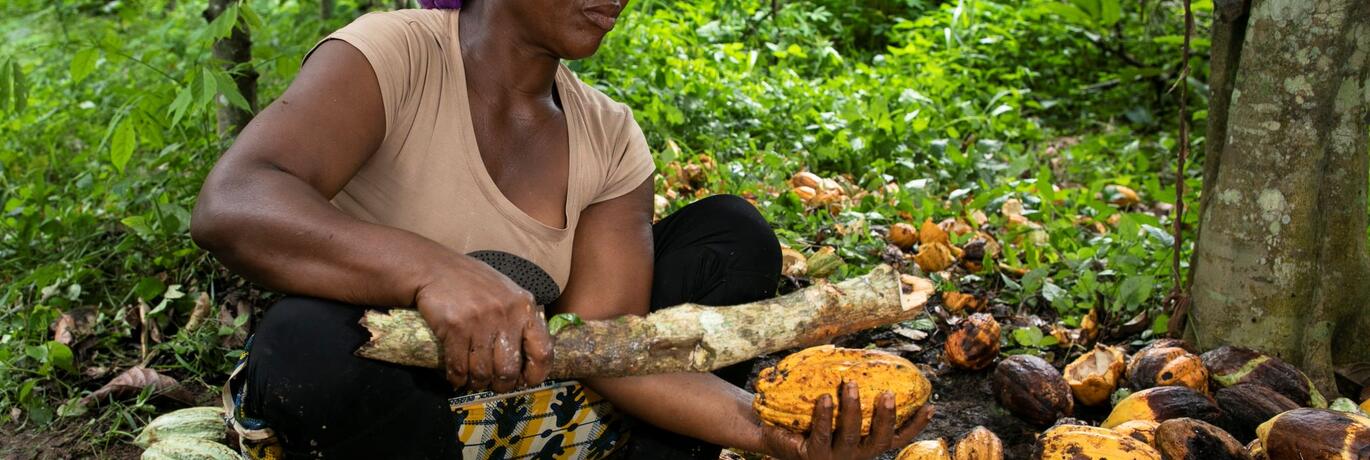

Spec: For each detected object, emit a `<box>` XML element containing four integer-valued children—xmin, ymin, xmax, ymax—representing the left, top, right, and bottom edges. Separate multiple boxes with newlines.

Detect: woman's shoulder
<box><xmin>558</xmin><ymin>67</ymin><xmax>638</xmax><ymax>138</ymax></box>
<box><xmin>332</xmin><ymin>9</ymin><xmax>453</xmax><ymax>46</ymax></box>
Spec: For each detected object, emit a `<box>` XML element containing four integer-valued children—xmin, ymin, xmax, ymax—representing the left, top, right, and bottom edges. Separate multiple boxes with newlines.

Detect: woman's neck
<box><xmin>458</xmin><ymin>2</ymin><xmax>561</xmax><ymax>113</ymax></box>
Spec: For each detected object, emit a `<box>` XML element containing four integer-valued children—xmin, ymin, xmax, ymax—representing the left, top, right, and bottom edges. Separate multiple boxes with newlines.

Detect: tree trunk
<box><xmin>204</xmin><ymin>0</ymin><xmax>258</xmax><ymax>136</ymax></box>
<box><xmin>356</xmin><ymin>265</ymin><xmax>935</xmax><ymax>378</ymax></box>
<box><xmin>1190</xmin><ymin>0</ymin><xmax>1370</xmax><ymax>397</ymax></box>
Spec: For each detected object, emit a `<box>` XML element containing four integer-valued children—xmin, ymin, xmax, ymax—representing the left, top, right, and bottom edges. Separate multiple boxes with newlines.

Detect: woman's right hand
<box><xmin>761</xmin><ymin>381</ymin><xmax>936</xmax><ymax>460</ymax></box>
<box><xmin>415</xmin><ymin>256</ymin><xmax>554</xmax><ymax>394</ymax></box>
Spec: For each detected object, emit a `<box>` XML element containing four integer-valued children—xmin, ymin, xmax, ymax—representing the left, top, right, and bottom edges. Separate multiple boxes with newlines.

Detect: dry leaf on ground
<box><xmin>81</xmin><ymin>366</ymin><xmax>195</xmax><ymax>407</ymax></box>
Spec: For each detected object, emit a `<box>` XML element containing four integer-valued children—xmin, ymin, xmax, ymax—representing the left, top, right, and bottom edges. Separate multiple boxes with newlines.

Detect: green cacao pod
<box><xmin>134</xmin><ymin>406</ymin><xmax>227</xmax><ymax>448</ymax></box>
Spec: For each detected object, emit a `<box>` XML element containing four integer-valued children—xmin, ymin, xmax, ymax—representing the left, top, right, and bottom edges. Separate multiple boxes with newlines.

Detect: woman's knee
<box><xmin>667</xmin><ymin>194</ymin><xmax>781</xmax><ymax>264</ymax></box>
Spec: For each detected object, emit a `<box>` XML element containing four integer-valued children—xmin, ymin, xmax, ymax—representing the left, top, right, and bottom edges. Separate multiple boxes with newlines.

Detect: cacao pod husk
<box><xmin>1127</xmin><ymin>341</ymin><xmax>1208</xmax><ymax>394</ymax></box>
<box><xmin>134</xmin><ymin>406</ymin><xmax>227</xmax><ymax>448</ymax></box>
<box><xmin>1247</xmin><ymin>439</ymin><xmax>1269</xmax><ymax>460</ymax></box>
<box><xmin>1113</xmin><ymin>420</ymin><xmax>1160</xmax><ymax>445</ymax></box>
<box><xmin>1256</xmin><ymin>408</ymin><xmax>1370</xmax><ymax>460</ymax></box>
<box><xmin>992</xmin><ymin>354</ymin><xmax>1073</xmax><ymax>426</ymax></box>
<box><xmin>1201</xmin><ymin>346</ymin><xmax>1327</xmax><ymax>408</ymax></box>
<box><xmin>1102</xmin><ymin>386</ymin><xmax>1221</xmax><ymax>429</ymax></box>
<box><xmin>946</xmin><ymin>313</ymin><xmax>1000</xmax><ymax>370</ymax></box>
<box><xmin>1037</xmin><ymin>424</ymin><xmax>1162</xmax><ymax>460</ymax></box>
<box><xmin>897</xmin><ymin>439</ymin><xmax>951</xmax><ymax>460</ymax></box>
<box><xmin>753</xmin><ymin>345</ymin><xmax>931</xmax><ymax>435</ymax></box>
<box><xmin>1065</xmin><ymin>344</ymin><xmax>1127</xmax><ymax>406</ymax></box>
<box><xmin>791</xmin><ymin>171</ymin><xmax>823</xmax><ymax>190</ymax></box>
<box><xmin>1154</xmin><ymin>418</ymin><xmax>1249</xmax><ymax>460</ymax></box>
<box><xmin>1215</xmin><ymin>383</ymin><xmax>1300</xmax><ymax>443</ymax></box>
<box><xmin>889</xmin><ymin>223</ymin><xmax>918</xmax><ymax>249</ymax></box>
<box><xmin>953</xmin><ymin>426</ymin><xmax>1003</xmax><ymax>460</ymax></box>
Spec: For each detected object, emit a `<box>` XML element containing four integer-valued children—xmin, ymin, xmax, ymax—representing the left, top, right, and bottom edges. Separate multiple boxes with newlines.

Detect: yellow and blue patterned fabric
<box><xmin>224</xmin><ymin>338</ymin><xmax>629</xmax><ymax>459</ymax></box>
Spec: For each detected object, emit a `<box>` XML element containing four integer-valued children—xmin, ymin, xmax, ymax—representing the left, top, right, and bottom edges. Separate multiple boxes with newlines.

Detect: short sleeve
<box><xmin>592</xmin><ymin>109</ymin><xmax>656</xmax><ymax>204</ymax></box>
<box><xmin>302</xmin><ymin>12</ymin><xmax>437</xmax><ymax>133</ymax></box>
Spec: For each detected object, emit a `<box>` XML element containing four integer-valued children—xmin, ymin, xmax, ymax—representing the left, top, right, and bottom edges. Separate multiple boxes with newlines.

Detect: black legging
<box><xmin>241</xmin><ymin>195</ymin><xmax>782</xmax><ymax>459</ymax></box>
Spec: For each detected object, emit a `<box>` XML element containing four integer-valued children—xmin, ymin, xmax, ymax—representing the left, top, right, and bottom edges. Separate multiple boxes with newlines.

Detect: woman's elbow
<box><xmin>189</xmin><ymin>181</ymin><xmax>246</xmax><ymax>257</ymax></box>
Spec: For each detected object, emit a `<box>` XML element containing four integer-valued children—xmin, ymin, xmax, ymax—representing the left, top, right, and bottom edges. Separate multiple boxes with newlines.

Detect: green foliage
<box><xmin>1</xmin><ymin>0</ymin><xmax>1209</xmax><ymax>446</ymax></box>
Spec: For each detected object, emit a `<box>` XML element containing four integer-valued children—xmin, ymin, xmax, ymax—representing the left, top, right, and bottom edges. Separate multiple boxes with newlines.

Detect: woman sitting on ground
<box><xmin>190</xmin><ymin>0</ymin><xmax>933</xmax><ymax>458</ymax></box>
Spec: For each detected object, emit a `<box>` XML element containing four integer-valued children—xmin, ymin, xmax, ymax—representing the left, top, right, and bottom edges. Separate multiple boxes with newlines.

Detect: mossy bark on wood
<box><xmin>1191</xmin><ymin>0</ymin><xmax>1370</xmax><ymax>396</ymax></box>
<box><xmin>356</xmin><ymin>265</ymin><xmax>934</xmax><ymax>379</ymax></box>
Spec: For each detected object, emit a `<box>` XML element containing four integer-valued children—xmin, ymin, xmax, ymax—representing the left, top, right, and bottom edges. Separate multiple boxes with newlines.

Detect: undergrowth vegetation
<box><xmin>1</xmin><ymin>0</ymin><xmax>1211</xmax><ymax>450</ymax></box>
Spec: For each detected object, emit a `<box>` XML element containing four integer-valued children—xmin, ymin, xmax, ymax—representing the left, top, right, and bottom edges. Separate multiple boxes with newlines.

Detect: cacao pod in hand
<box><xmin>753</xmin><ymin>345</ymin><xmax>931</xmax><ymax>435</ymax></box>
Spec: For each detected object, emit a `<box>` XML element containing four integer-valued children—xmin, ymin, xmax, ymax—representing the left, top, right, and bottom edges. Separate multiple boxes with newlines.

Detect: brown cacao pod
<box><xmin>889</xmin><ymin>223</ymin><xmax>918</xmax><ymax>249</ymax></box>
<box><xmin>753</xmin><ymin>345</ymin><xmax>931</xmax><ymax>435</ymax></box>
<box><xmin>897</xmin><ymin>439</ymin><xmax>951</xmax><ymax>460</ymax></box>
<box><xmin>1127</xmin><ymin>341</ymin><xmax>1208</xmax><ymax>394</ymax></box>
<box><xmin>1256</xmin><ymin>408</ymin><xmax>1370</xmax><ymax>460</ymax></box>
<box><xmin>1214</xmin><ymin>383</ymin><xmax>1300</xmax><ymax>443</ymax></box>
<box><xmin>1102</xmin><ymin>386</ymin><xmax>1222</xmax><ymax>429</ymax></box>
<box><xmin>1037</xmin><ymin>424</ymin><xmax>1162</xmax><ymax>460</ymax></box>
<box><xmin>1153</xmin><ymin>418</ymin><xmax>1249</xmax><ymax>460</ymax></box>
<box><xmin>946</xmin><ymin>313</ymin><xmax>1000</xmax><ymax>370</ymax></box>
<box><xmin>992</xmin><ymin>354</ymin><xmax>1073</xmax><ymax>426</ymax></box>
<box><xmin>1064</xmin><ymin>344</ymin><xmax>1127</xmax><ymax>406</ymax></box>
<box><xmin>953</xmin><ymin>426</ymin><xmax>1003</xmax><ymax>460</ymax></box>
<box><xmin>1201</xmin><ymin>346</ymin><xmax>1328</xmax><ymax>408</ymax></box>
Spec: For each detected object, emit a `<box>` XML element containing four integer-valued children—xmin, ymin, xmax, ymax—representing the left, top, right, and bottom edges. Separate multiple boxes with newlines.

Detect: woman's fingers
<box><xmin>491</xmin><ymin>330</ymin><xmax>522</xmax><ymax>393</ymax></box>
<box><xmin>805</xmin><ymin>394</ymin><xmax>835</xmax><ymax>456</ymax></box>
<box><xmin>520</xmin><ymin>305</ymin><xmax>553</xmax><ymax>386</ymax></box>
<box><xmin>861</xmin><ymin>392</ymin><xmax>896</xmax><ymax>454</ymax></box>
<box><xmin>466</xmin><ymin>334</ymin><xmax>494</xmax><ymax>391</ymax></box>
<box><xmin>443</xmin><ymin>332</ymin><xmax>470</xmax><ymax>388</ymax></box>
<box><xmin>833</xmin><ymin>381</ymin><xmax>863</xmax><ymax>454</ymax></box>
<box><xmin>892</xmin><ymin>404</ymin><xmax>937</xmax><ymax>446</ymax></box>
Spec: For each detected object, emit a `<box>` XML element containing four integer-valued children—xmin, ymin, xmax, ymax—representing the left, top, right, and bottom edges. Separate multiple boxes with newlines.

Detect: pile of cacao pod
<box><xmin>985</xmin><ymin>338</ymin><xmax>1370</xmax><ymax>459</ymax></box>
<box><xmin>135</xmin><ymin>406</ymin><xmax>241</xmax><ymax>460</ymax></box>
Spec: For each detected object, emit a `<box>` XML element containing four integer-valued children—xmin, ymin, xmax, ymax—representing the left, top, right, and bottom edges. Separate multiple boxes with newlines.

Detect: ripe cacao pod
<box><xmin>953</xmin><ymin>426</ymin><xmax>1003</xmax><ymax>460</ymax></box>
<box><xmin>946</xmin><ymin>313</ymin><xmax>1000</xmax><ymax>370</ymax></box>
<box><xmin>1154</xmin><ymin>418</ymin><xmax>1249</xmax><ymax>460</ymax></box>
<box><xmin>889</xmin><ymin>223</ymin><xmax>918</xmax><ymax>249</ymax></box>
<box><xmin>1362</xmin><ymin>399</ymin><xmax>1370</xmax><ymax>415</ymax></box>
<box><xmin>1112</xmin><ymin>420</ymin><xmax>1160</xmax><ymax>445</ymax></box>
<box><xmin>1127</xmin><ymin>340</ymin><xmax>1208</xmax><ymax>394</ymax></box>
<box><xmin>1201</xmin><ymin>346</ymin><xmax>1327</xmax><ymax>408</ymax></box>
<box><xmin>992</xmin><ymin>354</ymin><xmax>1073</xmax><ymax>426</ymax></box>
<box><xmin>134</xmin><ymin>407</ymin><xmax>227</xmax><ymax>448</ymax></box>
<box><xmin>1064</xmin><ymin>344</ymin><xmax>1127</xmax><ymax>406</ymax></box>
<box><xmin>897</xmin><ymin>439</ymin><xmax>951</xmax><ymax>460</ymax></box>
<box><xmin>1102</xmin><ymin>386</ymin><xmax>1221</xmax><ymax>429</ymax></box>
<box><xmin>1256</xmin><ymin>408</ymin><xmax>1370</xmax><ymax>460</ymax></box>
<box><xmin>1037</xmin><ymin>424</ymin><xmax>1161</xmax><ymax>460</ymax></box>
<box><xmin>753</xmin><ymin>345</ymin><xmax>931</xmax><ymax>435</ymax></box>
<box><xmin>1214</xmin><ymin>383</ymin><xmax>1300</xmax><ymax>443</ymax></box>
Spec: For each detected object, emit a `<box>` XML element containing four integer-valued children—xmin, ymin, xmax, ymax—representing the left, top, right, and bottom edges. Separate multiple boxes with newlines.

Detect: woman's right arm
<box><xmin>190</xmin><ymin>40</ymin><xmax>552</xmax><ymax>393</ymax></box>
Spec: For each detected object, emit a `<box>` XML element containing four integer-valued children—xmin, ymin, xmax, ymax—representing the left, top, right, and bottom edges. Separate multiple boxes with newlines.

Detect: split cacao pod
<box><xmin>1126</xmin><ymin>340</ymin><xmax>1208</xmax><ymax>394</ymax></box>
<box><xmin>1256</xmin><ymin>408</ymin><xmax>1370</xmax><ymax>460</ymax></box>
<box><xmin>897</xmin><ymin>439</ymin><xmax>951</xmax><ymax>460</ymax></box>
<box><xmin>953</xmin><ymin>426</ymin><xmax>1003</xmax><ymax>460</ymax></box>
<box><xmin>946</xmin><ymin>313</ymin><xmax>1001</xmax><ymax>370</ymax></box>
<box><xmin>1064</xmin><ymin>344</ymin><xmax>1127</xmax><ymax>406</ymax></box>
<box><xmin>753</xmin><ymin>345</ymin><xmax>931</xmax><ymax>435</ymax></box>
<box><xmin>1101</xmin><ymin>386</ymin><xmax>1221</xmax><ymax>429</ymax></box>
<box><xmin>1037</xmin><ymin>424</ymin><xmax>1161</xmax><ymax>460</ymax></box>
<box><xmin>1201</xmin><ymin>346</ymin><xmax>1327</xmax><ymax>408</ymax></box>
<box><xmin>992</xmin><ymin>354</ymin><xmax>1073</xmax><ymax>427</ymax></box>
<box><xmin>1153</xmin><ymin>418</ymin><xmax>1249</xmax><ymax>460</ymax></box>
<box><xmin>1214</xmin><ymin>383</ymin><xmax>1300</xmax><ymax>443</ymax></box>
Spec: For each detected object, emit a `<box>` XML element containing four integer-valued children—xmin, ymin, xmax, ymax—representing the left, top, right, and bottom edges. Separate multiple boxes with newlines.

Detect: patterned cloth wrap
<box><xmin>223</xmin><ymin>338</ymin><xmax>631</xmax><ymax>459</ymax></box>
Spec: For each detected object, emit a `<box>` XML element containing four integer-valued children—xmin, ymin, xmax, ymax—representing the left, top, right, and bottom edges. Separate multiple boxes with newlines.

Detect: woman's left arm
<box><xmin>556</xmin><ymin>178</ymin><xmax>773</xmax><ymax>454</ymax></box>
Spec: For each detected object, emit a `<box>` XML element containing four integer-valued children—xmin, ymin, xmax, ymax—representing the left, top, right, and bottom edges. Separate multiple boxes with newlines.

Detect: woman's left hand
<box><xmin>760</xmin><ymin>381</ymin><xmax>936</xmax><ymax>460</ymax></box>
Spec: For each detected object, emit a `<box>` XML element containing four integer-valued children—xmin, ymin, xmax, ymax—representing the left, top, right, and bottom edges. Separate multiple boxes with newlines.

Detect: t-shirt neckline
<box><xmin>449</xmin><ymin>10</ymin><xmax>580</xmax><ymax>241</ymax></box>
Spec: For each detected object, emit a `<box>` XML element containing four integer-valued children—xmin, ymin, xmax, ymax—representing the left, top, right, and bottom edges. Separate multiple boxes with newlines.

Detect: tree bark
<box><xmin>204</xmin><ymin>0</ymin><xmax>258</xmax><ymax>136</ymax></box>
<box><xmin>1190</xmin><ymin>0</ymin><xmax>1370</xmax><ymax>397</ymax></box>
<box><xmin>356</xmin><ymin>265</ymin><xmax>935</xmax><ymax>379</ymax></box>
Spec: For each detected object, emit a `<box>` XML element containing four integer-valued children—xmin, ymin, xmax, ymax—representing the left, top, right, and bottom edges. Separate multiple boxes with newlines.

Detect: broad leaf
<box><xmin>110</xmin><ymin>118</ymin><xmax>136</xmax><ymax>173</ymax></box>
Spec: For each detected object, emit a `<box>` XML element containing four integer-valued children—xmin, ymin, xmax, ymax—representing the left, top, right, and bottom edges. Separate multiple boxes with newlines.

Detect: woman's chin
<box><xmin>558</xmin><ymin>37</ymin><xmax>608</xmax><ymax>61</ymax></box>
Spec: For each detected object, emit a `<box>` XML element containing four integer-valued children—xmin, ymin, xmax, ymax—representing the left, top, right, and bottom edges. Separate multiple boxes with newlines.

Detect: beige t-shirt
<box><xmin>308</xmin><ymin>9</ymin><xmax>655</xmax><ymax>295</ymax></box>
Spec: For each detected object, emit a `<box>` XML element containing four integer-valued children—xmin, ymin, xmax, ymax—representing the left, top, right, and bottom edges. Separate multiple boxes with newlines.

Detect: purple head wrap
<box><xmin>418</xmin><ymin>0</ymin><xmax>461</xmax><ymax>9</ymax></box>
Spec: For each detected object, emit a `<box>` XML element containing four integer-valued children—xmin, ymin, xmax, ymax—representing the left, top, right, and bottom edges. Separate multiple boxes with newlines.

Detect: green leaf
<box><xmin>1113</xmin><ymin>275</ymin><xmax>1154</xmax><ymax>311</ymax></box>
<box><xmin>45</xmin><ymin>341</ymin><xmax>74</xmax><ymax>373</ymax></box>
<box><xmin>133</xmin><ymin>276</ymin><xmax>167</xmax><ymax>301</ymax></box>
<box><xmin>213</xmin><ymin>69</ymin><xmax>252</xmax><ymax>112</ymax></box>
<box><xmin>1041</xmin><ymin>3</ymin><xmax>1094</xmax><ymax>26</ymax></box>
<box><xmin>70</xmin><ymin>48</ymin><xmax>99</xmax><ymax>83</ymax></box>
<box><xmin>1098</xmin><ymin>0</ymin><xmax>1122</xmax><ymax>26</ymax></box>
<box><xmin>168</xmin><ymin>85</ymin><xmax>194</xmax><ymax>127</ymax></box>
<box><xmin>121</xmin><ymin>215</ymin><xmax>154</xmax><ymax>238</ymax></box>
<box><xmin>1013</xmin><ymin>327</ymin><xmax>1044</xmax><ymax>347</ymax></box>
<box><xmin>201</xmin><ymin>67</ymin><xmax>217</xmax><ymax>106</ymax></box>
<box><xmin>109</xmin><ymin>118</ymin><xmax>136</xmax><ymax>173</ymax></box>
<box><xmin>547</xmin><ymin>313</ymin><xmax>584</xmax><ymax>335</ymax></box>
<box><xmin>11</xmin><ymin>61</ymin><xmax>26</xmax><ymax>113</ymax></box>
<box><xmin>0</xmin><ymin>59</ymin><xmax>11</xmax><ymax>113</ymax></box>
